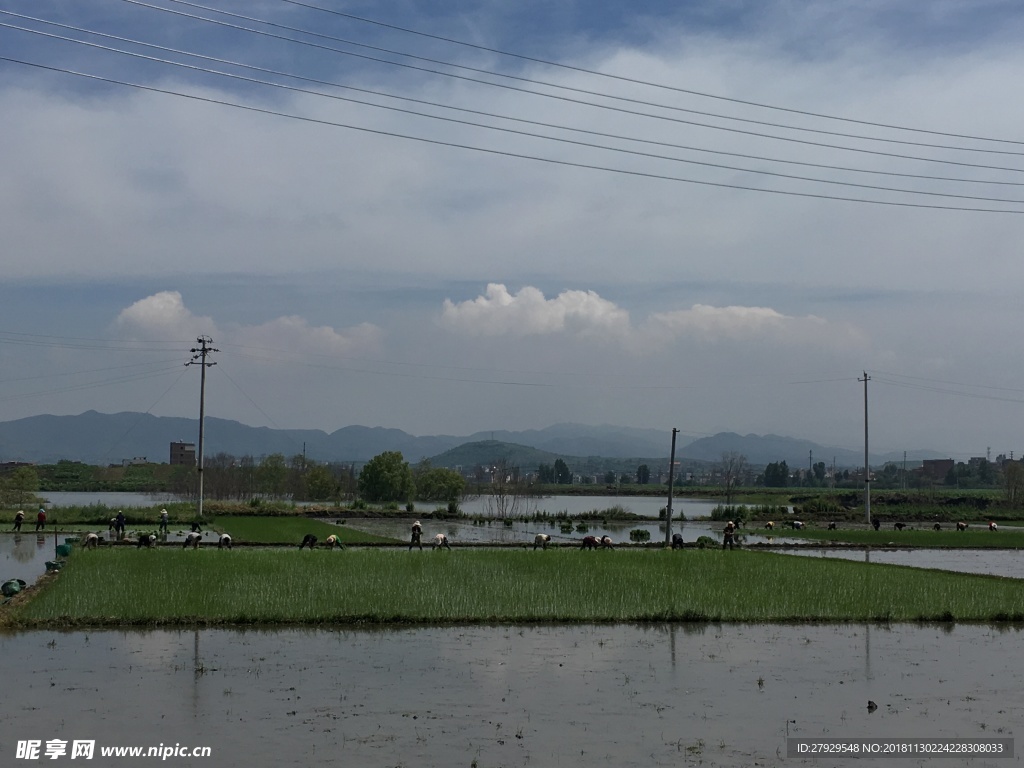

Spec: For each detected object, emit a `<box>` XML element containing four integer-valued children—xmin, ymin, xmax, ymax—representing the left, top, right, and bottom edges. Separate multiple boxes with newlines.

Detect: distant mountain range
<box><xmin>0</xmin><ymin>411</ymin><xmax>946</xmax><ymax>468</ymax></box>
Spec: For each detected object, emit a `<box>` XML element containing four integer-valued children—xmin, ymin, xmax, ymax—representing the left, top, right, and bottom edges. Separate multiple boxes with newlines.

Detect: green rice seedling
<box><xmin>215</xmin><ymin>516</ymin><xmax>397</xmax><ymax>545</ymax></box>
<box><xmin>13</xmin><ymin>549</ymin><xmax>1024</xmax><ymax>626</ymax></box>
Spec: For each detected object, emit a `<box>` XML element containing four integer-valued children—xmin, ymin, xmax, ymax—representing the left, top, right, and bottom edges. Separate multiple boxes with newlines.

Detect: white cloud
<box><xmin>115</xmin><ymin>291</ymin><xmax>215</xmax><ymax>340</ymax></box>
<box><xmin>649</xmin><ymin>304</ymin><xmax>840</xmax><ymax>344</ymax></box>
<box><xmin>4</xmin><ymin>2</ymin><xmax>1024</xmax><ymax>451</ymax></box>
<box><xmin>232</xmin><ymin>316</ymin><xmax>383</xmax><ymax>359</ymax></box>
<box><xmin>441</xmin><ymin>285</ymin><xmax>865</xmax><ymax>349</ymax></box>
<box><xmin>440</xmin><ymin>283</ymin><xmax>632</xmax><ymax>338</ymax></box>
<box><xmin>116</xmin><ymin>292</ymin><xmax>382</xmax><ymax>359</ymax></box>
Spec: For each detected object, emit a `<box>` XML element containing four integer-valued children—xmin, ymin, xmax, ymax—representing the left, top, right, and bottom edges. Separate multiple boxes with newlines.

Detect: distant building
<box><xmin>121</xmin><ymin>456</ymin><xmax>149</xmax><ymax>467</ymax></box>
<box><xmin>170</xmin><ymin>441</ymin><xmax>196</xmax><ymax>466</ymax></box>
<box><xmin>919</xmin><ymin>458</ymin><xmax>954</xmax><ymax>481</ymax></box>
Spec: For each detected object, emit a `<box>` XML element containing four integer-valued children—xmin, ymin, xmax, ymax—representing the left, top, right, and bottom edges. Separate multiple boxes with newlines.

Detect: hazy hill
<box><xmin>679</xmin><ymin>432</ymin><xmax>944</xmax><ymax>468</ymax></box>
<box><xmin>461</xmin><ymin>423</ymin><xmax>672</xmax><ymax>458</ymax></box>
<box><xmin>0</xmin><ymin>412</ymin><xmax>672</xmax><ymax>466</ymax></box>
<box><xmin>0</xmin><ymin>412</ymin><xmax>943</xmax><ymax>468</ymax></box>
<box><xmin>427</xmin><ymin>440</ymin><xmax>562</xmax><ymax>471</ymax></box>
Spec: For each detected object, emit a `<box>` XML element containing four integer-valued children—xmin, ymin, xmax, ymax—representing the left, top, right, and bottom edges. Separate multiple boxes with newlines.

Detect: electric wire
<box><xmin>4</xmin><ymin>56</ymin><xmax>1022</xmax><ymax>214</ymax></box>
<box><xmin>8</xmin><ymin>10</ymin><xmax>1024</xmax><ymax>177</ymax></box>
<box><xmin>5</xmin><ymin>12</ymin><xmax>1022</xmax><ymax>189</ymax></box>
<box><xmin>0</xmin><ymin>364</ymin><xmax>188</xmax><ymax>404</ymax></box>
<box><xmin>138</xmin><ymin>0</ymin><xmax>1024</xmax><ymax>156</ymax></box>
<box><xmin>0</xmin><ymin>357</ymin><xmax>186</xmax><ymax>385</ymax></box>
<box><xmin>8</xmin><ymin>24</ymin><xmax>1023</xmax><ymax>204</ymax></box>
<box><xmin>869</xmin><ymin>369</ymin><xmax>1024</xmax><ymax>395</ymax></box>
<box><xmin>220</xmin><ymin>348</ymin><xmax>687</xmax><ymax>390</ymax></box>
<box><xmin>97</xmin><ymin>364</ymin><xmax>191</xmax><ymax>462</ymax></box>
<box><xmin>0</xmin><ymin>329</ymin><xmax>192</xmax><ymax>351</ymax></box>
<box><xmin>278</xmin><ymin>0</ymin><xmax>1024</xmax><ymax>148</ymax></box>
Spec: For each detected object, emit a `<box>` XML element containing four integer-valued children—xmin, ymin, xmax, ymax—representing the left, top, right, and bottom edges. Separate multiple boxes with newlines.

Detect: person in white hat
<box><xmin>723</xmin><ymin>521</ymin><xmax>737</xmax><ymax>550</ymax></box>
<box><xmin>409</xmin><ymin>520</ymin><xmax>423</xmax><ymax>551</ymax></box>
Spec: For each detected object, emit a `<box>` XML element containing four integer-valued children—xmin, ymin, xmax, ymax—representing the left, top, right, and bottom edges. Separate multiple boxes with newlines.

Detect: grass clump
<box><xmin>11</xmin><ymin>549</ymin><xmax>1024</xmax><ymax>627</ymax></box>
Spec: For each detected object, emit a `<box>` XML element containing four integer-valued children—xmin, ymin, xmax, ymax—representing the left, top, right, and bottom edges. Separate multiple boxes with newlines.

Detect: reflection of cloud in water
<box><xmin>3</xmin><ymin>624</ymin><xmax>1023</xmax><ymax>766</ymax></box>
<box><xmin>778</xmin><ymin>548</ymin><xmax>1021</xmax><ymax>579</ymax></box>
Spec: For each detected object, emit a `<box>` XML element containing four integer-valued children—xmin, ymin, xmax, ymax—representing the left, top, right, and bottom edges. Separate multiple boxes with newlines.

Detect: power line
<box><xmin>10</xmin><ymin>10</ymin><xmax>1024</xmax><ymax>179</ymax></box>
<box><xmin>869</xmin><ymin>369</ymin><xmax>1024</xmax><ymax>394</ymax></box>
<box><xmin>0</xmin><ymin>363</ymin><xmax>187</xmax><ymax>404</ymax></box>
<box><xmin>278</xmin><ymin>0</ymin><xmax>1024</xmax><ymax>149</ymax></box>
<box><xmin>4</xmin><ymin>56</ymin><xmax>1022</xmax><ymax>214</ymax></box>
<box><xmin>0</xmin><ymin>357</ymin><xmax>185</xmax><ymax>385</ymax></box>
<box><xmin>139</xmin><ymin>0</ymin><xmax>1024</xmax><ymax>156</ymax></box>
<box><xmin>871</xmin><ymin>377</ymin><xmax>1024</xmax><ymax>405</ymax></box>
<box><xmin>8</xmin><ymin>25</ymin><xmax>1024</xmax><ymax>204</ymax></box>
<box><xmin>7</xmin><ymin>14</ymin><xmax>1024</xmax><ymax>190</ymax></box>
<box><xmin>0</xmin><ymin>328</ymin><xmax>191</xmax><ymax>351</ymax></box>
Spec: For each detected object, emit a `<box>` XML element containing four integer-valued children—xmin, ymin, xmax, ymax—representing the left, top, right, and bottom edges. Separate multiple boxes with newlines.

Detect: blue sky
<box><xmin>3</xmin><ymin>0</ymin><xmax>1024</xmax><ymax>459</ymax></box>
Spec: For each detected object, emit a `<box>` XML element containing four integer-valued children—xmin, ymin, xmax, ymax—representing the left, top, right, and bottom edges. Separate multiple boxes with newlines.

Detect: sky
<box><xmin>2</xmin><ymin>0</ymin><xmax>1024</xmax><ymax>460</ymax></box>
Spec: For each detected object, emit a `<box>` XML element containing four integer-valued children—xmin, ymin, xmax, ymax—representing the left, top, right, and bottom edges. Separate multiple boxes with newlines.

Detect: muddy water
<box><xmin>342</xmin><ymin>517</ymin><xmax>744</xmax><ymax>546</ymax></box>
<box><xmin>778</xmin><ymin>547</ymin><xmax>1024</xmax><ymax>580</ymax></box>
<box><xmin>0</xmin><ymin>533</ymin><xmax>66</xmax><ymax>584</ymax></box>
<box><xmin>0</xmin><ymin>623</ymin><xmax>1019</xmax><ymax>767</ymax></box>
<box><xmin>0</xmin><ymin>529</ymin><xmax>228</xmax><ymax>585</ymax></box>
<box><xmin>457</xmin><ymin>494</ymin><xmax>736</xmax><ymax>519</ymax></box>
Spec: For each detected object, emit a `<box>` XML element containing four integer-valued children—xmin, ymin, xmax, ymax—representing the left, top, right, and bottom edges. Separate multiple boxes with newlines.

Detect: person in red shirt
<box><xmin>35</xmin><ymin>508</ymin><xmax>46</xmax><ymax>532</ymax></box>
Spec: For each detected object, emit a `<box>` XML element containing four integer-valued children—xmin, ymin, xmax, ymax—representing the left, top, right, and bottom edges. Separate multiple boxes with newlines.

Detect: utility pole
<box><xmin>902</xmin><ymin>451</ymin><xmax>907</xmax><ymax>491</ymax></box>
<box><xmin>186</xmin><ymin>336</ymin><xmax>218</xmax><ymax>518</ymax></box>
<box><xmin>859</xmin><ymin>371</ymin><xmax>871</xmax><ymax>524</ymax></box>
<box><xmin>664</xmin><ymin>428</ymin><xmax>679</xmax><ymax>546</ymax></box>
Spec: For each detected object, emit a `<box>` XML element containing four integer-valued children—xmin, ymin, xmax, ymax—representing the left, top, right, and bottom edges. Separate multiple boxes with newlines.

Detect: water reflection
<box><xmin>780</xmin><ymin>547</ymin><xmax>1024</xmax><ymax>580</ymax></box>
<box><xmin>0</xmin><ymin>624</ymin><xmax>1019</xmax><ymax>768</ymax></box>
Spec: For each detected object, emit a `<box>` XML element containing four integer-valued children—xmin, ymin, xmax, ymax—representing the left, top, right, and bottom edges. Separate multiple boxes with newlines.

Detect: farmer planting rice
<box><xmin>580</xmin><ymin>535</ymin><xmax>599</xmax><ymax>550</ymax></box>
<box><xmin>299</xmin><ymin>534</ymin><xmax>318</xmax><ymax>550</ymax></box>
<box><xmin>671</xmin><ymin>533</ymin><xmax>684</xmax><ymax>550</ymax></box>
<box><xmin>432</xmin><ymin>533</ymin><xmax>451</xmax><ymax>550</ymax></box>
<box><xmin>325</xmin><ymin>534</ymin><xmax>342</xmax><ymax>549</ymax></box>
<box><xmin>218</xmin><ymin>533</ymin><xmax>232</xmax><ymax>549</ymax></box>
<box><xmin>137</xmin><ymin>533</ymin><xmax>158</xmax><ymax>548</ymax></box>
<box><xmin>82</xmin><ymin>532</ymin><xmax>100</xmax><ymax>549</ymax></box>
<box><xmin>183</xmin><ymin>532</ymin><xmax>202</xmax><ymax>549</ymax></box>
<box><xmin>409</xmin><ymin>521</ymin><xmax>423</xmax><ymax>551</ymax></box>
<box><xmin>599</xmin><ymin>535</ymin><xmax>614</xmax><ymax>549</ymax></box>
<box><xmin>722</xmin><ymin>521</ymin><xmax>737</xmax><ymax>550</ymax></box>
<box><xmin>533</xmin><ymin>533</ymin><xmax>551</xmax><ymax>550</ymax></box>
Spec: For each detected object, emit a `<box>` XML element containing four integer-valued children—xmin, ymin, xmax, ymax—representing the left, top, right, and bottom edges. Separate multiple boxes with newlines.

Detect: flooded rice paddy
<box><xmin>1</xmin><ymin>623</ymin><xmax>1020</xmax><ymax>767</ymax></box>
<box><xmin>5</xmin><ymin>503</ymin><xmax>1024</xmax><ymax>766</ymax></box>
<box><xmin>778</xmin><ymin>547</ymin><xmax>1024</xmax><ymax>580</ymax></box>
